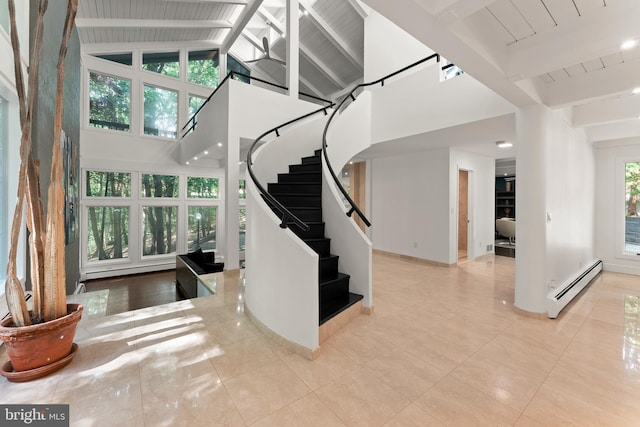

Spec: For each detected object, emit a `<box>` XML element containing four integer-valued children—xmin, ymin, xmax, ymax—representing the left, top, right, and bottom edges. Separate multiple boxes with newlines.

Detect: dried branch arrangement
<box><xmin>4</xmin><ymin>0</ymin><xmax>78</xmax><ymax>327</ymax></box>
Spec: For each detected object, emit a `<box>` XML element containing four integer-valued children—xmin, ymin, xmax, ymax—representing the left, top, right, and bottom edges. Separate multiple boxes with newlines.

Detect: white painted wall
<box><xmin>245</xmin><ymin>114</ymin><xmax>330</xmax><ymax>353</ymax></box>
<box><xmin>363</xmin><ymin>9</ymin><xmax>434</xmax><ymax>81</ymax></box>
<box><xmin>369</xmin><ymin>65</ymin><xmax>516</xmax><ymax>146</ymax></box>
<box><xmin>245</xmin><ymin>178</ymin><xmax>319</xmax><ymax>351</ymax></box>
<box><xmin>370</xmin><ymin>147</ymin><xmax>451</xmax><ymax>264</ymax></box>
<box><xmin>363</xmin><ymin>9</ymin><xmax>515</xmax><ymax>148</ymax></box>
<box><xmin>515</xmin><ymin>105</ymin><xmax>596</xmax><ymax>314</ymax></box>
<box><xmin>596</xmin><ymin>138</ymin><xmax>640</xmax><ymax>275</ymax></box>
<box><xmin>450</xmin><ymin>149</ymin><xmax>496</xmax><ymax>263</ymax></box>
<box><xmin>545</xmin><ymin>109</ymin><xmax>596</xmax><ymax>287</ymax></box>
<box><xmin>323</xmin><ymin>92</ymin><xmax>373</xmax><ymax>308</ymax></box>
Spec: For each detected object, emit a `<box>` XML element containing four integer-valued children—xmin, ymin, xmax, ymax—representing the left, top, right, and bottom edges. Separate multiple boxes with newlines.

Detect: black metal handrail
<box><xmin>322</xmin><ymin>53</ymin><xmax>441</xmax><ymax>227</ymax></box>
<box><xmin>247</xmin><ymin>104</ymin><xmax>335</xmax><ymax>232</ymax></box>
<box><xmin>181</xmin><ymin>71</ymin><xmax>332</xmax><ymax>139</ymax></box>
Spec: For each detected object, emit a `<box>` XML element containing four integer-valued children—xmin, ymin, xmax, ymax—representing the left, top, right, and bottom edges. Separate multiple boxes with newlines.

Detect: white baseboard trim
<box><xmin>603</xmin><ymin>262</ymin><xmax>640</xmax><ymax>276</ymax></box>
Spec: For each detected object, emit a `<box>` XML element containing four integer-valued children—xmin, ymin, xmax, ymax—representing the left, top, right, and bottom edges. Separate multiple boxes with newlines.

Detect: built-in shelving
<box><xmin>495</xmin><ymin>176</ymin><xmax>515</xmax><ymax>219</ymax></box>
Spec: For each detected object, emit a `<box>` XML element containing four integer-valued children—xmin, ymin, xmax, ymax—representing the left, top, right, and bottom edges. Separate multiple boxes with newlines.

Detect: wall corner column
<box><xmin>225</xmin><ymin>134</ymin><xmax>241</xmax><ymax>269</ymax></box>
<box><xmin>514</xmin><ymin>104</ymin><xmax>549</xmax><ymax>314</ymax></box>
<box><xmin>286</xmin><ymin>0</ymin><xmax>299</xmax><ymax>97</ymax></box>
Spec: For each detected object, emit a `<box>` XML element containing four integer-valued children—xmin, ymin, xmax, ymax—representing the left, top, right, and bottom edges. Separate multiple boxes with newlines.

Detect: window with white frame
<box><xmin>89</xmin><ymin>71</ymin><xmax>131</xmax><ymax>132</ymax></box>
<box><xmin>142</xmin><ymin>51</ymin><xmax>180</xmax><ymax>79</ymax></box>
<box><xmin>188</xmin><ymin>94</ymin><xmax>207</xmax><ymax>119</ymax></box>
<box><xmin>85</xmin><ymin>171</ymin><xmax>132</xmax><ymax>261</ymax></box>
<box><xmin>92</xmin><ymin>52</ymin><xmax>133</xmax><ymax>66</ymax></box>
<box><xmin>143</xmin><ymin>84</ymin><xmax>178</xmax><ymax>139</ymax></box>
<box><xmin>625</xmin><ymin>161</ymin><xmax>640</xmax><ymax>255</ymax></box>
<box><xmin>82</xmin><ymin>171</ymin><xmax>224</xmax><ymax>273</ymax></box>
<box><xmin>188</xmin><ymin>49</ymin><xmax>219</xmax><ymax>88</ymax></box>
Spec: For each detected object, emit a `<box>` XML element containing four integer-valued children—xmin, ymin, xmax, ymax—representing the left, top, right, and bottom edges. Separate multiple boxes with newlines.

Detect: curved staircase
<box><xmin>266</xmin><ymin>149</ymin><xmax>363</xmax><ymax>324</ymax></box>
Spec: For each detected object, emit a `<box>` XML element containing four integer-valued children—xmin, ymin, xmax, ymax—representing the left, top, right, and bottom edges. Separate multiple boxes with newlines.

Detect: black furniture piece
<box><xmin>176</xmin><ymin>248</ymin><xmax>224</xmax><ymax>299</ymax></box>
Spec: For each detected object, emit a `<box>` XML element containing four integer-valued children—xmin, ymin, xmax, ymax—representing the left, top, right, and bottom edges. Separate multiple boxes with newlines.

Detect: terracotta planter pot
<box><xmin>0</xmin><ymin>303</ymin><xmax>83</xmax><ymax>372</ymax></box>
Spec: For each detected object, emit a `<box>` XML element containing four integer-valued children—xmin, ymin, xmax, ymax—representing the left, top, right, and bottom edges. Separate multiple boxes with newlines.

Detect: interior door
<box><xmin>458</xmin><ymin>169</ymin><xmax>468</xmax><ymax>260</ymax></box>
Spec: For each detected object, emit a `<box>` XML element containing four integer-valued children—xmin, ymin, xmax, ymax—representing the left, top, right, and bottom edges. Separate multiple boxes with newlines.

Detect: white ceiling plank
<box><xmin>506</xmin><ymin>0</ymin><xmax>640</xmax><ymax>80</ymax></box>
<box><xmin>221</xmin><ymin>0</ymin><xmax>265</xmax><ymax>52</ymax></box>
<box><xmin>573</xmin><ymin>0</ymin><xmax>606</xmax><ymax>16</ymax></box>
<box><xmin>299</xmin><ymin>0</ymin><xmax>363</xmax><ymax>71</ymax></box>
<box><xmin>426</xmin><ymin>0</ymin><xmax>499</xmax><ymax>24</ymax></box>
<box><xmin>588</xmin><ymin>120</ymin><xmax>640</xmax><ymax>142</ymax></box>
<box><xmin>76</xmin><ymin>18</ymin><xmax>233</xmax><ymax>29</ymax></box>
<box><xmin>487</xmin><ymin>0</ymin><xmax>535</xmax><ymax>41</ymax></box>
<box><xmin>601</xmin><ymin>51</ymin><xmax>623</xmax><ymax>67</ymax></box>
<box><xmin>564</xmin><ymin>63</ymin><xmax>586</xmax><ymax>76</ymax></box>
<box><xmin>256</xmin><ymin>6</ymin><xmax>349</xmax><ymax>88</ymax></box>
<box><xmin>539</xmin><ymin>73</ymin><xmax>555</xmax><ymax>83</ymax></box>
<box><xmin>581</xmin><ymin>57</ymin><xmax>604</xmax><ymax>72</ymax></box>
<box><xmin>548</xmin><ymin>68</ymin><xmax>570</xmax><ymax>81</ymax></box>
<box><xmin>241</xmin><ymin>30</ymin><xmax>267</xmax><ymax>52</ymax></box>
<box><xmin>509</xmin><ymin>0</ymin><xmax>555</xmax><ymax>33</ymax></box>
<box><xmin>542</xmin><ymin>0</ymin><xmax>580</xmax><ymax>24</ymax></box>
<box><xmin>573</xmin><ymin>92</ymin><xmax>640</xmax><ymax>127</ymax></box>
<box><xmin>622</xmin><ymin>47</ymin><xmax>640</xmax><ymax>62</ymax></box>
<box><xmin>345</xmin><ymin>0</ymin><xmax>369</xmax><ymax>18</ymax></box>
<box><xmin>545</xmin><ymin>59</ymin><xmax>640</xmax><ymax>107</ymax></box>
<box><xmin>256</xmin><ymin>7</ymin><xmax>285</xmax><ymax>33</ymax></box>
<box><xmin>160</xmin><ymin>0</ymin><xmax>248</xmax><ymax>4</ymax></box>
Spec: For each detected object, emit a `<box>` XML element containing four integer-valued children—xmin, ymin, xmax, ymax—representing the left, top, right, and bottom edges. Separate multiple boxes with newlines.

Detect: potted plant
<box><xmin>0</xmin><ymin>0</ymin><xmax>83</xmax><ymax>382</ymax></box>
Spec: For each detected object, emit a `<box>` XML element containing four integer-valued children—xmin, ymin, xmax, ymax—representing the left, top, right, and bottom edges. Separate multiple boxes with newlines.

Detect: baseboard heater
<box><xmin>546</xmin><ymin>259</ymin><xmax>602</xmax><ymax>318</ymax></box>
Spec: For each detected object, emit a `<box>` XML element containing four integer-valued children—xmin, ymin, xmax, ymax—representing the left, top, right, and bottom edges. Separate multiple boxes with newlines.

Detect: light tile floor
<box><xmin>2</xmin><ymin>253</ymin><xmax>640</xmax><ymax>426</ymax></box>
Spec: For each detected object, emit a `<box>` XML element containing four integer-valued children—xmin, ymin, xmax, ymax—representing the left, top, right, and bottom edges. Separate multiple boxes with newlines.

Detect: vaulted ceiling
<box><xmin>77</xmin><ymin>0</ymin><xmax>640</xmax><ymax>149</ymax></box>
<box><xmin>77</xmin><ymin>0</ymin><xmax>365</xmax><ymax>100</ymax></box>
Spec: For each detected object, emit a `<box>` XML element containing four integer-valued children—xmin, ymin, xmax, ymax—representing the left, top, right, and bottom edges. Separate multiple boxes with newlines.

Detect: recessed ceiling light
<box><xmin>496</xmin><ymin>141</ymin><xmax>513</xmax><ymax>148</ymax></box>
<box><xmin>633</xmin><ymin>87</ymin><xmax>640</xmax><ymax>95</ymax></box>
<box><xmin>217</xmin><ymin>142</ymin><xmax>223</xmax><ymax>147</ymax></box>
<box><xmin>204</xmin><ymin>150</ymin><xmax>209</xmax><ymax>155</ymax></box>
<box><xmin>186</xmin><ymin>161</ymin><xmax>190</xmax><ymax>165</ymax></box>
<box><xmin>621</xmin><ymin>39</ymin><xmax>637</xmax><ymax>50</ymax></box>
<box><xmin>193</xmin><ymin>156</ymin><xmax>198</xmax><ymax>160</ymax></box>
<box><xmin>504</xmin><ymin>173</ymin><xmax>508</xmax><ymax>176</ymax></box>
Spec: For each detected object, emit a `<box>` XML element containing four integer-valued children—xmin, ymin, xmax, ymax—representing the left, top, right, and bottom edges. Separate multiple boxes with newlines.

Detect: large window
<box><xmin>188</xmin><ymin>206</ymin><xmax>217</xmax><ymax>251</ymax></box>
<box><xmin>626</xmin><ymin>162</ymin><xmax>640</xmax><ymax>254</ymax></box>
<box><xmin>142</xmin><ymin>206</ymin><xmax>177</xmax><ymax>256</ymax></box>
<box><xmin>188</xmin><ymin>49</ymin><xmax>219</xmax><ymax>87</ymax></box>
<box><xmin>87</xmin><ymin>206</ymin><xmax>129</xmax><ymax>261</ymax></box>
<box><xmin>89</xmin><ymin>72</ymin><xmax>131</xmax><ymax>132</ymax></box>
<box><xmin>141</xmin><ymin>174</ymin><xmax>179</xmax><ymax>198</ymax></box>
<box><xmin>187</xmin><ymin>177</ymin><xmax>219</xmax><ymax>199</ymax></box>
<box><xmin>86</xmin><ymin>171</ymin><xmax>131</xmax><ymax>197</ymax></box>
<box><xmin>0</xmin><ymin>96</ymin><xmax>6</xmax><ymax>281</ymax></box>
<box><xmin>85</xmin><ymin>171</ymin><xmax>131</xmax><ymax>262</ymax></box>
<box><xmin>142</xmin><ymin>52</ymin><xmax>180</xmax><ymax>78</ymax></box>
<box><xmin>144</xmin><ymin>84</ymin><xmax>178</xmax><ymax>139</ymax></box>
<box><xmin>83</xmin><ymin>171</ymin><xmax>223</xmax><ymax>275</ymax></box>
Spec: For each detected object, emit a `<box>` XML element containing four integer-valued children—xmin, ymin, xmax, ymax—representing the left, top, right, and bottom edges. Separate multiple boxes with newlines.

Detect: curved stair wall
<box><xmin>245</xmin><ymin>115</ymin><xmax>330</xmax><ymax>355</ymax></box>
<box><xmin>323</xmin><ymin>91</ymin><xmax>374</xmax><ymax>309</ymax></box>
